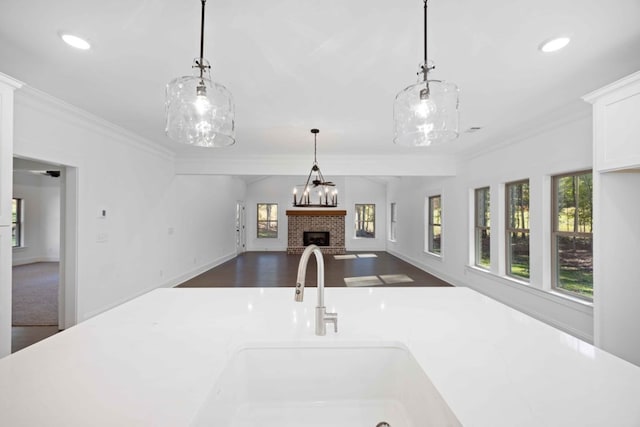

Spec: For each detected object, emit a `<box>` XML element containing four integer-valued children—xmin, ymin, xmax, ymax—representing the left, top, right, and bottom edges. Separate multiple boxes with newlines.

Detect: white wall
<box><xmin>244</xmin><ymin>176</ymin><xmax>387</xmax><ymax>251</ymax></box>
<box><xmin>244</xmin><ymin>176</ymin><xmax>311</xmax><ymax>251</ymax></box>
<box><xmin>165</xmin><ymin>174</ymin><xmax>246</xmax><ymax>285</ymax></box>
<box><xmin>12</xmin><ymin>171</ymin><xmax>60</xmax><ymax>265</ymax></box>
<box><xmin>13</xmin><ymin>88</ymin><xmax>244</xmax><ymax>322</ymax></box>
<box><xmin>386</xmin><ymin>175</ymin><xmax>452</xmax><ymax>265</ymax></box>
<box><xmin>387</xmin><ymin>115</ymin><xmax>595</xmax><ymax>342</ymax></box>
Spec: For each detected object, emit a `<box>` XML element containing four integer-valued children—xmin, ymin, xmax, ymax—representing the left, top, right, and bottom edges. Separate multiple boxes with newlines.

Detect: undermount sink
<box><xmin>191</xmin><ymin>343</ymin><xmax>461</xmax><ymax>427</ymax></box>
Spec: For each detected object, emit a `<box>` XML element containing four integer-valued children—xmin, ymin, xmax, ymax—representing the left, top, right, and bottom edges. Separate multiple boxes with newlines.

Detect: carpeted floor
<box><xmin>12</xmin><ymin>262</ymin><xmax>59</xmax><ymax>326</ymax></box>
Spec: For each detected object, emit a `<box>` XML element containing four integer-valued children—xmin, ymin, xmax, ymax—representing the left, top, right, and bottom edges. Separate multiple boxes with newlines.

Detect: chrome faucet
<box><xmin>294</xmin><ymin>244</ymin><xmax>338</xmax><ymax>336</ymax></box>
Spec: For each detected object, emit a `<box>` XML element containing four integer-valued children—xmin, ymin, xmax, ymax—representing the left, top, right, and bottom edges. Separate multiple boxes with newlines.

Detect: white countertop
<box><xmin>1</xmin><ymin>287</ymin><xmax>639</xmax><ymax>426</ymax></box>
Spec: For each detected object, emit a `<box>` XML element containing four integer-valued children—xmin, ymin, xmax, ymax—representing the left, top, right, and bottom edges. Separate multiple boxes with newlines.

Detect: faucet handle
<box><xmin>315</xmin><ymin>307</ymin><xmax>338</xmax><ymax>335</ymax></box>
<box><xmin>325</xmin><ymin>311</ymin><xmax>338</xmax><ymax>333</ymax></box>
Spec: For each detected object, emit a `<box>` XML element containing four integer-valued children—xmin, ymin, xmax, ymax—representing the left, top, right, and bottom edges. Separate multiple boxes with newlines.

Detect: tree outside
<box><xmin>555</xmin><ymin>172</ymin><xmax>593</xmax><ymax>298</ymax></box>
<box><xmin>507</xmin><ymin>181</ymin><xmax>530</xmax><ymax>279</ymax></box>
<box><xmin>257</xmin><ymin>203</ymin><xmax>278</xmax><ymax>238</ymax></box>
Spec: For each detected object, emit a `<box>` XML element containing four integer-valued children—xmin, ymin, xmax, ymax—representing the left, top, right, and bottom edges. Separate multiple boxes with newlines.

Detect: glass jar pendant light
<box><xmin>165</xmin><ymin>0</ymin><xmax>235</xmax><ymax>147</ymax></box>
<box><xmin>393</xmin><ymin>0</ymin><xmax>459</xmax><ymax>147</ymax></box>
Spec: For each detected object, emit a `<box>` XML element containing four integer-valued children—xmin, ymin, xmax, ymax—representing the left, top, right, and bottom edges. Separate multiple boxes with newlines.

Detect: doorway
<box><xmin>11</xmin><ymin>157</ymin><xmax>78</xmax><ymax>352</ymax></box>
<box><xmin>236</xmin><ymin>201</ymin><xmax>246</xmax><ymax>254</ymax></box>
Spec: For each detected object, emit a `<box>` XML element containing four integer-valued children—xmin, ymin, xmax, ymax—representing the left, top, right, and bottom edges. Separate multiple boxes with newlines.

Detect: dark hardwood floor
<box><xmin>11</xmin><ymin>251</ymin><xmax>450</xmax><ymax>353</ymax></box>
<box><xmin>12</xmin><ymin>326</ymin><xmax>59</xmax><ymax>353</ymax></box>
<box><xmin>178</xmin><ymin>251</ymin><xmax>452</xmax><ymax>288</ymax></box>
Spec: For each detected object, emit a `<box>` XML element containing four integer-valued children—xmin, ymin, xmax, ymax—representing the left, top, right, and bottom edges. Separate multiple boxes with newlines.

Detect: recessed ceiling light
<box><xmin>60</xmin><ymin>33</ymin><xmax>91</xmax><ymax>50</ymax></box>
<box><xmin>539</xmin><ymin>37</ymin><xmax>570</xmax><ymax>53</ymax></box>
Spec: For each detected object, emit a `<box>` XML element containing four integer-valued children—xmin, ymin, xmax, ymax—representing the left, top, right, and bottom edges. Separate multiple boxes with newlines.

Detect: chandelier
<box><xmin>292</xmin><ymin>129</ymin><xmax>338</xmax><ymax>208</ymax></box>
<box><xmin>165</xmin><ymin>0</ymin><xmax>235</xmax><ymax>147</ymax></box>
<box><xmin>393</xmin><ymin>0</ymin><xmax>459</xmax><ymax>147</ymax></box>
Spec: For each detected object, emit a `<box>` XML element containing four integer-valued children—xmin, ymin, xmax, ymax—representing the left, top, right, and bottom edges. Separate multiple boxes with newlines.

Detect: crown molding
<box><xmin>175</xmin><ymin>153</ymin><xmax>457</xmax><ymax>176</ymax></box>
<box><xmin>460</xmin><ymin>100</ymin><xmax>591</xmax><ymax>162</ymax></box>
<box><xmin>15</xmin><ymin>85</ymin><xmax>175</xmax><ymax>161</ymax></box>
<box><xmin>583</xmin><ymin>70</ymin><xmax>640</xmax><ymax>104</ymax></box>
<box><xmin>0</xmin><ymin>72</ymin><xmax>24</xmax><ymax>90</ymax></box>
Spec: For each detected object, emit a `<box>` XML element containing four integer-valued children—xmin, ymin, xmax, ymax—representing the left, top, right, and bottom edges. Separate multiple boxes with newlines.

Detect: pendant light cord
<box><xmin>420</xmin><ymin>0</ymin><xmax>434</xmax><ymax>91</ymax></box>
<box><xmin>421</xmin><ymin>0</ymin><xmax>434</xmax><ymax>80</ymax></box>
<box><xmin>423</xmin><ymin>0</ymin><xmax>428</xmax><ymax>72</ymax></box>
<box><xmin>200</xmin><ymin>0</ymin><xmax>206</xmax><ymax>61</ymax></box>
<box><xmin>197</xmin><ymin>0</ymin><xmax>208</xmax><ymax>80</ymax></box>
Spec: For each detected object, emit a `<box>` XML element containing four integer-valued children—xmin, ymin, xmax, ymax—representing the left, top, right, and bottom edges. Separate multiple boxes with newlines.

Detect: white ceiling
<box><xmin>1</xmin><ymin>0</ymin><xmax>639</xmax><ymax>160</ymax></box>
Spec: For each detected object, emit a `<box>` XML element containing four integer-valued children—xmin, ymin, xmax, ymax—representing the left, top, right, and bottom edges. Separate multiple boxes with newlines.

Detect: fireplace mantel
<box><xmin>286</xmin><ymin>210</ymin><xmax>346</xmax><ymax>216</ymax></box>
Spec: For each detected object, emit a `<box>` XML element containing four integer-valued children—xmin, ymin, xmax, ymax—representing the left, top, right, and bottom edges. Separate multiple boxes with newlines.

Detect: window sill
<box><xmin>504</xmin><ymin>274</ymin><xmax>530</xmax><ymax>287</ymax></box>
<box><xmin>548</xmin><ymin>290</ymin><xmax>593</xmax><ymax>306</ymax></box>
<box><xmin>423</xmin><ymin>251</ymin><xmax>443</xmax><ymax>262</ymax></box>
<box><xmin>12</xmin><ymin>245</ymin><xmax>27</xmax><ymax>251</ymax></box>
<box><xmin>465</xmin><ymin>265</ymin><xmax>593</xmax><ymax>313</ymax></box>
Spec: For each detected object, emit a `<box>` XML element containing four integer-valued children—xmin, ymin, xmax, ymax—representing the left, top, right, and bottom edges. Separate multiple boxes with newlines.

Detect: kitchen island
<box><xmin>1</xmin><ymin>287</ymin><xmax>639</xmax><ymax>426</ymax></box>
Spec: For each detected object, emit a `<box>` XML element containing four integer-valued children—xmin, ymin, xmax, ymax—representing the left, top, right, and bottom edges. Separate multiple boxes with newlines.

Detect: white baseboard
<box><xmin>386</xmin><ymin>249</ymin><xmax>594</xmax><ymax>344</ymax></box>
<box><xmin>164</xmin><ymin>251</ymin><xmax>237</xmax><ymax>288</ymax></box>
<box><xmin>82</xmin><ymin>251</ymin><xmax>238</xmax><ymax>321</ymax></box>
<box><xmin>12</xmin><ymin>256</ymin><xmax>60</xmax><ymax>266</ymax></box>
<box><xmin>386</xmin><ymin>249</ymin><xmax>460</xmax><ymax>287</ymax></box>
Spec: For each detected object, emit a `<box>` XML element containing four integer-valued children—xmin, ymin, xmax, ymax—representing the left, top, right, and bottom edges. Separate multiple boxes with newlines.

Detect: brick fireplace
<box><xmin>286</xmin><ymin>210</ymin><xmax>346</xmax><ymax>255</ymax></box>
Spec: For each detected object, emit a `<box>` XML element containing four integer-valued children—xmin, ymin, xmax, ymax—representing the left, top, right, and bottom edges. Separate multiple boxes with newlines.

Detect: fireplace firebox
<box><xmin>303</xmin><ymin>231</ymin><xmax>330</xmax><ymax>247</ymax></box>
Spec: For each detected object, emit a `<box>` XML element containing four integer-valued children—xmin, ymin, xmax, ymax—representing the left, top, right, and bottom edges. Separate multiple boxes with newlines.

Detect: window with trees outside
<box><xmin>552</xmin><ymin>171</ymin><xmax>593</xmax><ymax>300</ymax></box>
<box><xmin>389</xmin><ymin>202</ymin><xmax>397</xmax><ymax>241</ymax></box>
<box><xmin>12</xmin><ymin>198</ymin><xmax>23</xmax><ymax>248</ymax></box>
<box><xmin>475</xmin><ymin>187</ymin><xmax>490</xmax><ymax>269</ymax></box>
<box><xmin>257</xmin><ymin>203</ymin><xmax>278</xmax><ymax>238</ymax></box>
<box><xmin>428</xmin><ymin>195</ymin><xmax>442</xmax><ymax>254</ymax></box>
<box><xmin>355</xmin><ymin>204</ymin><xmax>375</xmax><ymax>238</ymax></box>
<box><xmin>506</xmin><ymin>180</ymin><xmax>529</xmax><ymax>280</ymax></box>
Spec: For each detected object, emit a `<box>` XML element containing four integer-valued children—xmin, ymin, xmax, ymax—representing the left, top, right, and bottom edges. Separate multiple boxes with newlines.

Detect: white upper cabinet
<box><xmin>583</xmin><ymin>71</ymin><xmax>640</xmax><ymax>172</ymax></box>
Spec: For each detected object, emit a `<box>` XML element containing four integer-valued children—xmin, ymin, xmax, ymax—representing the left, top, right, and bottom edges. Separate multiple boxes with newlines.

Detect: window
<box><xmin>506</xmin><ymin>180</ymin><xmax>530</xmax><ymax>280</ymax></box>
<box><xmin>355</xmin><ymin>204</ymin><xmax>375</xmax><ymax>238</ymax></box>
<box><xmin>428</xmin><ymin>195</ymin><xmax>442</xmax><ymax>254</ymax></box>
<box><xmin>552</xmin><ymin>171</ymin><xmax>593</xmax><ymax>299</ymax></box>
<box><xmin>475</xmin><ymin>187</ymin><xmax>490</xmax><ymax>269</ymax></box>
<box><xmin>257</xmin><ymin>203</ymin><xmax>278</xmax><ymax>238</ymax></box>
<box><xmin>12</xmin><ymin>198</ymin><xmax>23</xmax><ymax>248</ymax></box>
<box><xmin>389</xmin><ymin>202</ymin><xmax>397</xmax><ymax>241</ymax></box>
